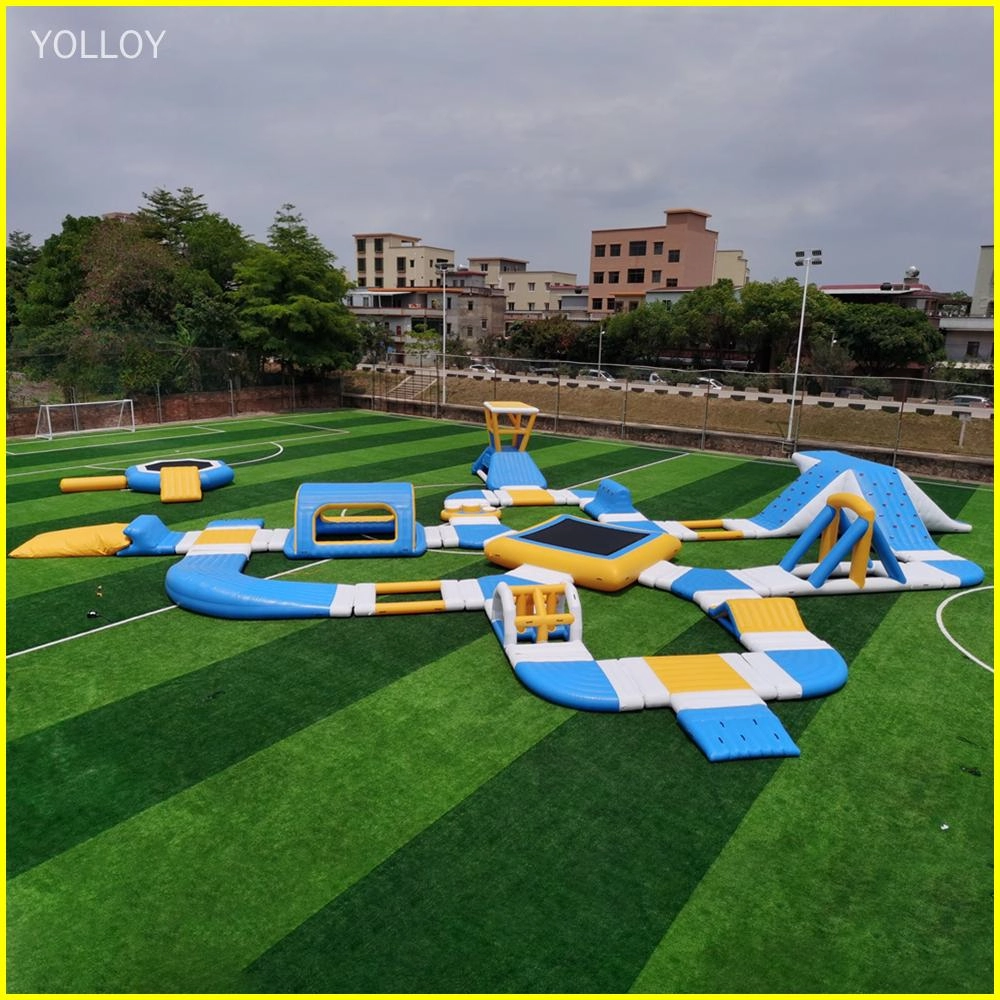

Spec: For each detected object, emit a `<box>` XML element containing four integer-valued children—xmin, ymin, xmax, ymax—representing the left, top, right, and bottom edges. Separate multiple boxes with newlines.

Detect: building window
<box><xmin>594</xmin><ymin>244</ymin><xmax>606</xmax><ymax>257</ymax></box>
<box><xmin>527</xmin><ymin>303</ymin><xmax>535</xmax><ymax>311</ymax></box>
<box><xmin>627</xmin><ymin>268</ymin><xmax>645</xmax><ymax>283</ymax></box>
<box><xmin>528</xmin><ymin>282</ymin><xmax>535</xmax><ymax>291</ymax></box>
<box><xmin>396</xmin><ymin>256</ymin><xmax>406</xmax><ymax>272</ymax></box>
<box><xmin>629</xmin><ymin>240</ymin><xmax>647</xmax><ymax>256</ymax></box>
<box><xmin>593</xmin><ymin>272</ymin><xmax>605</xmax><ymax>284</ymax></box>
<box><xmin>481</xmin><ymin>318</ymin><xmax>488</xmax><ymax>328</ymax></box>
<box><xmin>966</xmin><ymin>341</ymin><xmax>981</xmax><ymax>357</ymax></box>
<box><xmin>410</xmin><ymin>259</ymin><xmax>415</xmax><ymax>268</ymax></box>
<box><xmin>668</xmin><ymin>249</ymin><xmax>681</xmax><ymax>263</ymax></box>
<box><xmin>508</xmin><ymin>282</ymin><xmax>516</xmax><ymax>292</ymax></box>
<box><xmin>374</xmin><ymin>277</ymin><xmax>383</xmax><ymax>288</ymax></box>
<box><xmin>592</xmin><ymin>297</ymin><xmax>603</xmax><ymax>310</ymax></box>
<box><xmin>608</xmin><ymin>271</ymin><xmax>620</xmax><ymax>284</ymax></box>
<box><xmin>610</xmin><ymin>244</ymin><xmax>621</xmax><ymax>256</ymax></box>
<box><xmin>607</xmin><ymin>297</ymin><xmax>617</xmax><ymax>311</ymax></box>
<box><xmin>357</xmin><ymin>258</ymin><xmax>366</xmax><ymax>273</ymax></box>
<box><xmin>374</xmin><ymin>259</ymin><xmax>383</xmax><ymax>273</ymax></box>
<box><xmin>480</xmin><ymin>263</ymin><xmax>488</xmax><ymax>271</ymax></box>
<box><xmin>628</xmin><ymin>301</ymin><xmax>640</xmax><ymax>312</ymax></box>
<box><xmin>653</xmin><ymin>241</ymin><xmax>663</xmax><ymax>255</ymax></box>
<box><xmin>468</xmin><ymin>301</ymin><xmax>474</xmax><ymax>311</ymax></box>
<box><xmin>508</xmin><ymin>301</ymin><xmax>516</xmax><ymax>311</ymax></box>
<box><xmin>651</xmin><ymin>270</ymin><xmax>662</xmax><ymax>283</ymax></box>
<box><xmin>356</xmin><ymin>238</ymin><xmax>366</xmax><ymax>253</ymax></box>
<box><xmin>373</xmin><ymin>238</ymin><xmax>383</xmax><ymax>252</ymax></box>
<box><xmin>666</xmin><ymin>278</ymin><xmax>678</xmax><ymax>288</ymax></box>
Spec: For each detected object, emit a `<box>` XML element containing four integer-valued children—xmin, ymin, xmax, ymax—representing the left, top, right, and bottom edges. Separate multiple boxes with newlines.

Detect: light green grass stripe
<box><xmin>7</xmin><ymin>548</ymin><xmax>489</xmax><ymax>740</ymax></box>
<box><xmin>7</xmin><ymin>611</ymin><xmax>314</xmax><ymax>740</ymax></box>
<box><xmin>630</xmin><ymin>588</ymin><xmax>994</xmax><ymax>994</ymax></box>
<box><xmin>6</xmin><ymin>639</ymin><xmax>569</xmax><ymax>994</ymax></box>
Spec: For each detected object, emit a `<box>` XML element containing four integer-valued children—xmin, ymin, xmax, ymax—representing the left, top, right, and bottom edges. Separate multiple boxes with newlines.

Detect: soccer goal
<box><xmin>34</xmin><ymin>399</ymin><xmax>136</xmax><ymax>440</ymax></box>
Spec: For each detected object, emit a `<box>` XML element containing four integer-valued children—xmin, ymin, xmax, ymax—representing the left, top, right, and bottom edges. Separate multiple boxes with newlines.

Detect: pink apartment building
<box><xmin>589</xmin><ymin>208</ymin><xmax>719</xmax><ymax>314</ymax></box>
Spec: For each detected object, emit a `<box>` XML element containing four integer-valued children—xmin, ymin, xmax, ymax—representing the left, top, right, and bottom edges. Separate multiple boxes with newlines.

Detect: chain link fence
<box><xmin>347</xmin><ymin>355</ymin><xmax>993</xmax><ymax>476</ymax></box>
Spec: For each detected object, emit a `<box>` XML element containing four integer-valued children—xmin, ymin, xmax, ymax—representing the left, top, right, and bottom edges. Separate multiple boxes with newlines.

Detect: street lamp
<box><xmin>786</xmin><ymin>249</ymin><xmax>822</xmax><ymax>444</ymax></box>
<box><xmin>435</xmin><ymin>260</ymin><xmax>453</xmax><ymax>405</ymax></box>
<box><xmin>597</xmin><ymin>326</ymin><xmax>604</xmax><ymax>372</ymax></box>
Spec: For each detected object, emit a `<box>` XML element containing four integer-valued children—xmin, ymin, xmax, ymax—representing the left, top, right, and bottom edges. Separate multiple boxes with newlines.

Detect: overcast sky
<box><xmin>7</xmin><ymin>5</ymin><xmax>994</xmax><ymax>293</ymax></box>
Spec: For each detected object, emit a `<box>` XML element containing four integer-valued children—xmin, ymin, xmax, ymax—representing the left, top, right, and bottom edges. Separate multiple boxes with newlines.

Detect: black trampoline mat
<box><xmin>143</xmin><ymin>459</ymin><xmax>216</xmax><ymax>471</ymax></box>
<box><xmin>520</xmin><ymin>518</ymin><xmax>644</xmax><ymax>557</ymax></box>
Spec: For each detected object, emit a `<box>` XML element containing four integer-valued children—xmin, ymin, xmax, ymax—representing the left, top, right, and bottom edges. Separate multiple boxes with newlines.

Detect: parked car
<box><xmin>835</xmin><ymin>386</ymin><xmax>875</xmax><ymax>399</ymax></box>
<box><xmin>948</xmin><ymin>395</ymin><xmax>992</xmax><ymax>408</ymax></box>
<box><xmin>697</xmin><ymin>377</ymin><xmax>724</xmax><ymax>390</ymax></box>
<box><xmin>583</xmin><ymin>369</ymin><xmax>616</xmax><ymax>382</ymax></box>
<box><xmin>468</xmin><ymin>363</ymin><xmax>496</xmax><ymax>374</ymax></box>
<box><xmin>527</xmin><ymin>366</ymin><xmax>559</xmax><ymax>377</ymax></box>
<box><xmin>648</xmin><ymin>372</ymin><xmax>664</xmax><ymax>384</ymax></box>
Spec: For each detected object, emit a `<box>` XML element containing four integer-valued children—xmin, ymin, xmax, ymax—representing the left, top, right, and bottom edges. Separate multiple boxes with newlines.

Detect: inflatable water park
<box><xmin>12</xmin><ymin>401</ymin><xmax>984</xmax><ymax>762</ymax></box>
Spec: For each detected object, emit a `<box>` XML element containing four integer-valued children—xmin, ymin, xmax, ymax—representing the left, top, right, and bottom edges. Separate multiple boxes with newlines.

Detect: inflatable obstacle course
<box><xmin>9</xmin><ymin>410</ymin><xmax>987</xmax><ymax>763</ymax></box>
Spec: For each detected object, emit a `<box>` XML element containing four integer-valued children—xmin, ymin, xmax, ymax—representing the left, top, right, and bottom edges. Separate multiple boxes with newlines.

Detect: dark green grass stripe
<box><xmin>7</xmin><ymin>609</ymin><xmax>489</xmax><ymax>877</ymax></box>
<box><xmin>236</xmin><ymin>592</ymin><xmax>900</xmax><ymax>994</ymax></box>
<box><xmin>6</xmin><ymin>638</ymin><xmax>569</xmax><ymax>994</ymax></box>
<box><xmin>236</xmin><ymin>707</ymin><xmax>786</xmax><ymax>994</ymax></box>
<box><xmin>7</xmin><ymin>558</ymin><xmax>180</xmax><ymax>651</ymax></box>
<box><xmin>637</xmin><ymin>458</ymin><xmax>795</xmax><ymax>522</ymax></box>
<box><xmin>5</xmin><ymin>422</ymin><xmax>482</xmax><ymax>534</ymax></box>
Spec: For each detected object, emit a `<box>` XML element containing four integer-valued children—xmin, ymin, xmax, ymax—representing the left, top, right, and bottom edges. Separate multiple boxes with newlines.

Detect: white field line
<box><xmin>934</xmin><ymin>585</ymin><xmax>994</xmax><ymax>673</ymax></box>
<box><xmin>6</xmin><ymin>559</ymin><xmax>331</xmax><ymax>661</ymax></box>
<box><xmin>568</xmin><ymin>451</ymin><xmax>689</xmax><ymax>490</ymax></box>
<box><xmin>230</xmin><ymin>442</ymin><xmax>283</xmax><ymax>465</ymax></box>
<box><xmin>256</xmin><ymin>418</ymin><xmax>351</xmax><ymax>434</ymax></box>
<box><xmin>6</xmin><ymin>424</ymin><xmax>353</xmax><ymax>480</ymax></box>
<box><xmin>5</xmin><ymin>424</ymin><xmax>226</xmax><ymax>458</ymax></box>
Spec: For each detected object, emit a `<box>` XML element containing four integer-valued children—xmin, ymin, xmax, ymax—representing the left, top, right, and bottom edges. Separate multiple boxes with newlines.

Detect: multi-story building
<box><xmin>714</xmin><ymin>249</ymin><xmax>750</xmax><ymax>288</ymax></box>
<box><xmin>971</xmin><ymin>244</ymin><xmax>993</xmax><ymax>318</ymax></box>
<box><xmin>353</xmin><ymin>232</ymin><xmax>454</xmax><ymax>289</ymax></box>
<box><xmin>819</xmin><ymin>267</ymin><xmax>949</xmax><ymax>326</ymax></box>
<box><xmin>939</xmin><ymin>246</ymin><xmax>994</xmax><ymax>364</ymax></box>
<box><xmin>468</xmin><ymin>255</ymin><xmax>580</xmax><ymax>319</ymax></box>
<box><xmin>588</xmin><ymin>208</ymin><xmax>720</xmax><ymax>314</ymax></box>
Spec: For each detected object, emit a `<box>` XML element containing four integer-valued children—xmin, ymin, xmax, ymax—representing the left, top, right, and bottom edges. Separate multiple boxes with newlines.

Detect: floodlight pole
<box><xmin>597</xmin><ymin>326</ymin><xmax>604</xmax><ymax>371</ymax></box>
<box><xmin>436</xmin><ymin>261</ymin><xmax>452</xmax><ymax>405</ymax></box>
<box><xmin>786</xmin><ymin>249</ymin><xmax>822</xmax><ymax>445</ymax></box>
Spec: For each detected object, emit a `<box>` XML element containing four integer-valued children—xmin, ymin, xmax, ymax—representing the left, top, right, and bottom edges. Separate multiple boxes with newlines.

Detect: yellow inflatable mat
<box><xmin>160</xmin><ymin>464</ymin><xmax>203</xmax><ymax>503</ymax></box>
<box><xmin>9</xmin><ymin>523</ymin><xmax>131</xmax><ymax>558</ymax></box>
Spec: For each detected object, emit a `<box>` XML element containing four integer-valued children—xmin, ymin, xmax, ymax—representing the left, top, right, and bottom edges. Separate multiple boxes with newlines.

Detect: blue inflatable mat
<box><xmin>676</xmin><ymin>704</ymin><xmax>800</xmax><ymax>761</ymax></box>
<box><xmin>513</xmin><ymin>658</ymin><xmax>621</xmax><ymax>712</ymax></box>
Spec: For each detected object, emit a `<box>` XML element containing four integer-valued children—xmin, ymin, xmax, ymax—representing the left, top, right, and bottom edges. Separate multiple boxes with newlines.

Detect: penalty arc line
<box><xmin>935</xmin><ymin>585</ymin><xmax>993</xmax><ymax>673</ymax></box>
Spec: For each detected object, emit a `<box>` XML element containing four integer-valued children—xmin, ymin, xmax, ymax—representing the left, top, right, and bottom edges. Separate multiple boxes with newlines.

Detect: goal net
<box><xmin>35</xmin><ymin>399</ymin><xmax>136</xmax><ymax>440</ymax></box>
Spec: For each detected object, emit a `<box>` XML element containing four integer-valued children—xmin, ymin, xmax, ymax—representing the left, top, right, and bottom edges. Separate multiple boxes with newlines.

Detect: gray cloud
<box><xmin>7</xmin><ymin>6</ymin><xmax>993</xmax><ymax>291</ymax></box>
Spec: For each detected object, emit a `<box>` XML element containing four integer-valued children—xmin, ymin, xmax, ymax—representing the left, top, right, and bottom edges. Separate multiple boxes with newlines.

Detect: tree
<box><xmin>832</xmin><ymin>304</ymin><xmax>943</xmax><ymax>373</ymax></box>
<box><xmin>137</xmin><ymin>186</ymin><xmax>209</xmax><ymax>253</ymax></box>
<box><xmin>505</xmin><ymin>315</ymin><xmax>581</xmax><ymax>361</ymax></box>
<box><xmin>669</xmin><ymin>279</ymin><xmax>741</xmax><ymax>362</ymax></box>
<box><xmin>6</xmin><ymin>231</ymin><xmax>40</xmax><ymax>347</ymax></box>
<box><xmin>602</xmin><ymin>302</ymin><xmax>678</xmax><ymax>364</ymax></box>
<box><xmin>15</xmin><ymin>215</ymin><xmax>103</xmax><ymax>385</ymax></box>
<box><xmin>233</xmin><ymin>204</ymin><xmax>359</xmax><ymax>374</ymax></box>
<box><xmin>73</xmin><ymin>217</ymin><xmax>180</xmax><ymax>335</ymax></box>
<box><xmin>738</xmin><ymin>278</ymin><xmax>807</xmax><ymax>372</ymax></box>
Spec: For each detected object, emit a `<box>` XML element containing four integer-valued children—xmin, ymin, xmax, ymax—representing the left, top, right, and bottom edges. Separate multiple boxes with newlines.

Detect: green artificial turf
<box><xmin>5</xmin><ymin>410</ymin><xmax>993</xmax><ymax>993</ymax></box>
